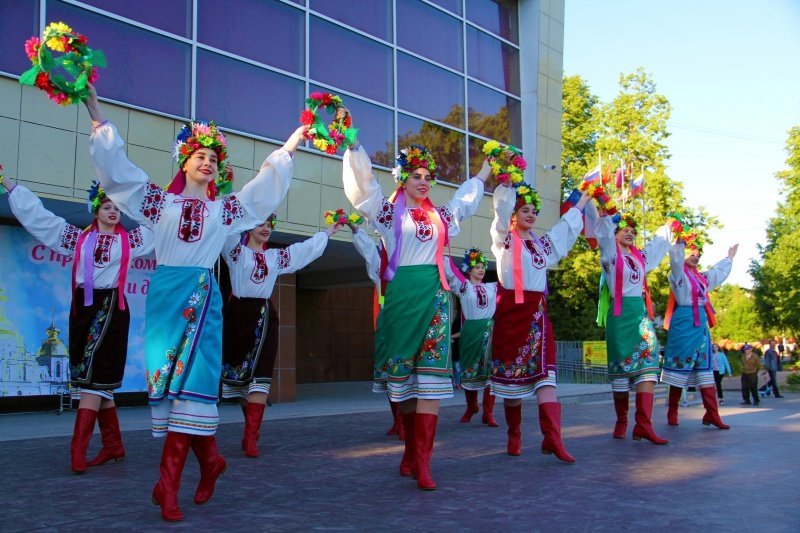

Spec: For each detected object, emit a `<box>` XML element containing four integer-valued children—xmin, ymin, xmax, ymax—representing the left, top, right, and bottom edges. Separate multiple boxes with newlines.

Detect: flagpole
<box><xmin>640</xmin><ymin>166</ymin><xmax>647</xmax><ymax>247</ymax></box>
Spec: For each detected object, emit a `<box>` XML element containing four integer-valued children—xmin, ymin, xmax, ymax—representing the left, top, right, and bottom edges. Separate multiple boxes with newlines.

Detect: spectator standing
<box><xmin>763</xmin><ymin>341</ymin><xmax>784</xmax><ymax>398</ymax></box>
<box><xmin>740</xmin><ymin>344</ymin><xmax>762</xmax><ymax>406</ymax></box>
<box><xmin>712</xmin><ymin>344</ymin><xmax>732</xmax><ymax>404</ymax></box>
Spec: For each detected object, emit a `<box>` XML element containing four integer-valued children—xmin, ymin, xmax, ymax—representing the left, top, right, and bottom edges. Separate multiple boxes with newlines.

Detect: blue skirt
<box><xmin>663</xmin><ymin>305</ymin><xmax>711</xmax><ymax>372</ymax></box>
<box><xmin>145</xmin><ymin>266</ymin><xmax>222</xmax><ymax>404</ymax></box>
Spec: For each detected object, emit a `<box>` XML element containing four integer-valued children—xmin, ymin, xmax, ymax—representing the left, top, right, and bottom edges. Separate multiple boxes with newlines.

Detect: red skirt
<box><xmin>490</xmin><ymin>286</ymin><xmax>556</xmax><ymax>386</ymax></box>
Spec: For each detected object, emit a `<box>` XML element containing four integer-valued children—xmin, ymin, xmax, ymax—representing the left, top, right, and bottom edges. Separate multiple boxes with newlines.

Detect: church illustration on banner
<box><xmin>0</xmin><ymin>288</ymin><xmax>70</xmax><ymax>396</ymax></box>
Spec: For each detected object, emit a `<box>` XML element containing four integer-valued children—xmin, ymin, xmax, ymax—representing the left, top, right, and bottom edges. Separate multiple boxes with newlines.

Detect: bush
<box><xmin>722</xmin><ymin>351</ymin><xmax>742</xmax><ymax>377</ymax></box>
<box><xmin>786</xmin><ymin>372</ymin><xmax>800</xmax><ymax>385</ymax></box>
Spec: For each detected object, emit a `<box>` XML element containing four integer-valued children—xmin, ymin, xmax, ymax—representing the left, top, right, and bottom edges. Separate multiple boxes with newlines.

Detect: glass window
<box><xmin>398</xmin><ymin>113</ymin><xmax>465</xmax><ymax>185</ymax></box>
<box><xmin>197</xmin><ymin>50</ymin><xmax>305</xmax><ymax>142</ymax></box>
<box><xmin>198</xmin><ymin>0</ymin><xmax>304</xmax><ymax>75</ymax></box>
<box><xmin>0</xmin><ymin>0</ymin><xmax>38</xmax><ymax>75</ymax></box>
<box><xmin>468</xmin><ymin>135</ymin><xmax>503</xmax><ymax>192</ymax></box>
<box><xmin>397</xmin><ymin>0</ymin><xmax>462</xmax><ymax>71</ymax></box>
<box><xmin>428</xmin><ymin>0</ymin><xmax>462</xmax><ymax>16</ymax></box>
<box><xmin>311</xmin><ymin>85</ymin><xmax>394</xmax><ymax>167</ymax></box>
<box><xmin>467</xmin><ymin>81</ymin><xmax>521</xmax><ymax>146</ymax></box>
<box><xmin>310</xmin><ymin>17</ymin><xmax>393</xmax><ymax>105</ymax></box>
<box><xmin>466</xmin><ymin>0</ymin><xmax>519</xmax><ymax>43</ymax></box>
<box><xmin>48</xmin><ymin>1</ymin><xmax>191</xmax><ymax>117</ymax></box>
<box><xmin>310</xmin><ymin>0</ymin><xmax>392</xmax><ymax>41</ymax></box>
<box><xmin>466</xmin><ymin>26</ymin><xmax>520</xmax><ymax>95</ymax></box>
<box><xmin>78</xmin><ymin>0</ymin><xmax>192</xmax><ymax>37</ymax></box>
<box><xmin>397</xmin><ymin>53</ymin><xmax>464</xmax><ymax>128</ymax></box>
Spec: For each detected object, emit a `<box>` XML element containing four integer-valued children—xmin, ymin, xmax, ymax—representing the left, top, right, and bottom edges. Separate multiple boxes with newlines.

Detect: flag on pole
<box><xmin>630</xmin><ymin>174</ymin><xmax>644</xmax><ymax>197</ymax></box>
<box><xmin>615</xmin><ymin>167</ymin><xmax>624</xmax><ymax>189</ymax></box>
<box><xmin>582</xmin><ymin>165</ymin><xmax>601</xmax><ymax>185</ymax></box>
<box><xmin>561</xmin><ymin>188</ymin><xmax>598</xmax><ymax>248</ymax></box>
<box><xmin>601</xmin><ymin>164</ymin><xmax>613</xmax><ymax>185</ymax></box>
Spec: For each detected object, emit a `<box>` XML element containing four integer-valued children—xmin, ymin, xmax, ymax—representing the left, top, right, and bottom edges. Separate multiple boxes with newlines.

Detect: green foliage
<box><xmin>710</xmin><ymin>285</ymin><xmax>768</xmax><ymax>341</ymax></box>
<box><xmin>750</xmin><ymin>126</ymin><xmax>800</xmax><ymax>334</ymax></box>
<box><xmin>722</xmin><ymin>351</ymin><xmax>742</xmax><ymax>377</ymax></box>
<box><xmin>786</xmin><ymin>372</ymin><xmax>800</xmax><ymax>385</ymax></box>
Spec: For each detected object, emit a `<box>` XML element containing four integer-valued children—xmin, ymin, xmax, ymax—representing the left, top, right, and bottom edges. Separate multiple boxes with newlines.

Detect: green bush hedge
<box><xmin>786</xmin><ymin>372</ymin><xmax>800</xmax><ymax>385</ymax></box>
<box><xmin>722</xmin><ymin>351</ymin><xmax>742</xmax><ymax>377</ymax></box>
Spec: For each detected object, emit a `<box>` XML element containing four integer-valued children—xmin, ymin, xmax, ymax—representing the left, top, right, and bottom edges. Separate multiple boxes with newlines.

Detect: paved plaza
<box><xmin>1</xmin><ymin>383</ymin><xmax>798</xmax><ymax>532</ymax></box>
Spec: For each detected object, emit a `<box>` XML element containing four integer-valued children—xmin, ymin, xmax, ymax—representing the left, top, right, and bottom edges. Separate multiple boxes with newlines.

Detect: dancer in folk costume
<box><xmin>443</xmin><ymin>248</ymin><xmax>499</xmax><ymax>427</ymax></box>
<box><xmin>596</xmin><ymin>211</ymin><xmax>672</xmax><ymax>444</ymax></box>
<box><xmin>490</xmin><ymin>182</ymin><xmax>590</xmax><ymax>463</ymax></box>
<box><xmin>343</xmin><ymin>134</ymin><xmax>491</xmax><ymax>490</ymax></box>
<box><xmin>348</xmin><ymin>220</ymin><xmax>405</xmax><ymax>440</ymax></box>
<box><xmin>84</xmin><ymin>86</ymin><xmax>304</xmax><ymax>521</ymax></box>
<box><xmin>662</xmin><ymin>234</ymin><xmax>737</xmax><ymax>429</ymax></box>
<box><xmin>221</xmin><ymin>214</ymin><xmax>342</xmax><ymax>457</ymax></box>
<box><xmin>2</xmin><ymin>175</ymin><xmax>153</xmax><ymax>473</ymax></box>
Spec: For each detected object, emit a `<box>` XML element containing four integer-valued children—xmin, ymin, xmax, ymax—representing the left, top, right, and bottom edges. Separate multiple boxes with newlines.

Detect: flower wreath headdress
<box><xmin>172</xmin><ymin>121</ymin><xmax>232</xmax><ymax>195</ymax></box>
<box><xmin>513</xmin><ymin>182</ymin><xmax>542</xmax><ymax>212</ymax></box>
<box><xmin>87</xmin><ymin>179</ymin><xmax>110</xmax><ymax>213</ymax></box>
<box><xmin>461</xmin><ymin>247</ymin><xmax>488</xmax><ymax>273</ymax></box>
<box><xmin>266</xmin><ymin>213</ymin><xmax>277</xmax><ymax>229</ymax></box>
<box><xmin>613</xmin><ymin>212</ymin><xmax>637</xmax><ymax>232</ymax></box>
<box><xmin>392</xmin><ymin>145</ymin><xmax>437</xmax><ymax>184</ymax></box>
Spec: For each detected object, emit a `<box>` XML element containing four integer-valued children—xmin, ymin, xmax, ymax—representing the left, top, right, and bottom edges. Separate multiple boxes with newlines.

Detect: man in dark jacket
<box><xmin>764</xmin><ymin>341</ymin><xmax>784</xmax><ymax>398</ymax></box>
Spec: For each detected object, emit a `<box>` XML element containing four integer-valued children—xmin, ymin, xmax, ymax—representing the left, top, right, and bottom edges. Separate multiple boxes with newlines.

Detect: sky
<box><xmin>563</xmin><ymin>0</ymin><xmax>800</xmax><ymax>287</ymax></box>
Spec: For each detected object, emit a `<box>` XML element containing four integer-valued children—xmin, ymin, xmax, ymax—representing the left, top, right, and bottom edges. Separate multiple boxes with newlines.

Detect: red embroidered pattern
<box><xmin>376</xmin><ymin>199</ymin><xmax>394</xmax><ymax>228</ymax></box>
<box><xmin>436</xmin><ymin>204</ymin><xmax>453</xmax><ymax>228</ymax></box>
<box><xmin>503</xmin><ymin>233</ymin><xmax>512</xmax><ymax>250</ymax></box>
<box><xmin>250</xmin><ymin>251</ymin><xmax>268</xmax><ymax>283</ymax></box>
<box><xmin>177</xmin><ymin>199</ymin><xmax>205</xmax><ymax>243</ymax></box>
<box><xmin>222</xmin><ymin>196</ymin><xmax>244</xmax><ymax>226</ymax></box>
<box><xmin>524</xmin><ymin>240</ymin><xmax>545</xmax><ymax>269</ymax></box>
<box><xmin>410</xmin><ymin>208</ymin><xmax>433</xmax><ymax>242</ymax></box>
<box><xmin>141</xmin><ymin>182</ymin><xmax>166</xmax><ymax>224</ymax></box>
<box><xmin>475</xmin><ymin>284</ymin><xmax>488</xmax><ymax>308</ymax></box>
<box><xmin>94</xmin><ymin>234</ymin><xmax>115</xmax><ymax>266</ymax></box>
<box><xmin>229</xmin><ymin>243</ymin><xmax>242</xmax><ymax>264</ymax></box>
<box><xmin>624</xmin><ymin>255</ymin><xmax>641</xmax><ymax>284</ymax></box>
<box><xmin>60</xmin><ymin>224</ymin><xmax>80</xmax><ymax>253</ymax></box>
<box><xmin>129</xmin><ymin>227</ymin><xmax>145</xmax><ymax>249</ymax></box>
<box><xmin>540</xmin><ymin>235</ymin><xmax>554</xmax><ymax>256</ymax></box>
<box><xmin>276</xmin><ymin>248</ymin><xmax>291</xmax><ymax>270</ymax></box>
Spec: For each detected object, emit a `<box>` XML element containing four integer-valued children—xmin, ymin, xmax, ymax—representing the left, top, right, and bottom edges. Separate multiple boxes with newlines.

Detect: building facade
<box><xmin>0</xmin><ymin>0</ymin><xmax>566</xmax><ymax>402</ymax></box>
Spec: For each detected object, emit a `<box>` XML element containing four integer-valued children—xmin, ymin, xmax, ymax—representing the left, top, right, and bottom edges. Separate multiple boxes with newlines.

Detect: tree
<box><xmin>710</xmin><ymin>284</ymin><xmax>769</xmax><ymax>342</ymax></box>
<box><xmin>750</xmin><ymin>126</ymin><xmax>800</xmax><ymax>334</ymax></box>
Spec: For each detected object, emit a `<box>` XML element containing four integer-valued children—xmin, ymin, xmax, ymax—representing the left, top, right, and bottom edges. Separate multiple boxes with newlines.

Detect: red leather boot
<box><xmin>701</xmin><ymin>386</ymin><xmax>730</xmax><ymax>429</ymax></box>
<box><xmin>398</xmin><ymin>411</ymin><xmax>416</xmax><ymax>476</ymax></box>
<box><xmin>539</xmin><ymin>402</ymin><xmax>576</xmax><ymax>464</ymax></box>
<box><xmin>242</xmin><ymin>402</ymin><xmax>266</xmax><ymax>458</ymax></box>
<box><xmin>667</xmin><ymin>385</ymin><xmax>682</xmax><ymax>426</ymax></box>
<box><xmin>481</xmin><ymin>388</ymin><xmax>499</xmax><ymax>427</ymax></box>
<box><xmin>460</xmin><ymin>389</ymin><xmax>479</xmax><ymax>423</ymax></box>
<box><xmin>613</xmin><ymin>393</ymin><xmax>629</xmax><ymax>439</ymax></box>
<box><xmin>71</xmin><ymin>408</ymin><xmax>98</xmax><ymax>474</ymax></box>
<box><xmin>386</xmin><ymin>399</ymin><xmax>400</xmax><ymax>435</ymax></box>
<box><xmin>191</xmin><ymin>435</ymin><xmax>227</xmax><ymax>505</ymax></box>
<box><xmin>151</xmin><ymin>432</ymin><xmax>191</xmax><ymax>522</ymax></box>
<box><xmin>413</xmin><ymin>413</ymin><xmax>438</xmax><ymax>490</ymax></box>
<box><xmin>504</xmin><ymin>403</ymin><xmax>522</xmax><ymax>456</ymax></box>
<box><xmin>87</xmin><ymin>406</ymin><xmax>125</xmax><ymax>467</ymax></box>
<box><xmin>632</xmin><ymin>392</ymin><xmax>669</xmax><ymax>445</ymax></box>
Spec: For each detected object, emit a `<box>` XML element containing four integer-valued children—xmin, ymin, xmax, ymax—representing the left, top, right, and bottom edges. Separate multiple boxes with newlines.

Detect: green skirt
<box><xmin>459</xmin><ymin>318</ymin><xmax>493</xmax><ymax>388</ymax></box>
<box><xmin>605</xmin><ymin>297</ymin><xmax>660</xmax><ymax>379</ymax></box>
<box><xmin>374</xmin><ymin>265</ymin><xmax>451</xmax><ymax>384</ymax></box>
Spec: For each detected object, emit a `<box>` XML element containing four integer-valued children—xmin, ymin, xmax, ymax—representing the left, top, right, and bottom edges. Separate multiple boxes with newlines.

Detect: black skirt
<box><xmin>221</xmin><ymin>296</ymin><xmax>279</xmax><ymax>386</ymax></box>
<box><xmin>69</xmin><ymin>287</ymin><xmax>130</xmax><ymax>390</ymax></box>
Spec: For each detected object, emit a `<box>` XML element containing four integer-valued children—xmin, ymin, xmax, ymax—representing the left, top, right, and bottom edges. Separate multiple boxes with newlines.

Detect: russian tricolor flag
<box><xmin>630</xmin><ymin>175</ymin><xmax>644</xmax><ymax>197</ymax></box>
<box><xmin>561</xmin><ymin>188</ymin><xmax>598</xmax><ymax>248</ymax></box>
<box><xmin>582</xmin><ymin>165</ymin><xmax>601</xmax><ymax>185</ymax></box>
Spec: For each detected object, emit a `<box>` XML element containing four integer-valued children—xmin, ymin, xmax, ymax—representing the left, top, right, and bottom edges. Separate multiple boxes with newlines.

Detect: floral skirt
<box><xmin>605</xmin><ymin>297</ymin><xmax>659</xmax><ymax>379</ymax></box>
<box><xmin>490</xmin><ymin>287</ymin><xmax>555</xmax><ymax>387</ymax></box>
<box><xmin>145</xmin><ymin>266</ymin><xmax>222</xmax><ymax>405</ymax></box>
<box><xmin>69</xmin><ymin>287</ymin><xmax>130</xmax><ymax>391</ymax></box>
<box><xmin>663</xmin><ymin>305</ymin><xmax>711</xmax><ymax>372</ymax></box>
<box><xmin>459</xmin><ymin>318</ymin><xmax>493</xmax><ymax>390</ymax></box>
<box><xmin>221</xmin><ymin>296</ymin><xmax>278</xmax><ymax>386</ymax></box>
<box><xmin>374</xmin><ymin>265</ymin><xmax>452</xmax><ymax>400</ymax></box>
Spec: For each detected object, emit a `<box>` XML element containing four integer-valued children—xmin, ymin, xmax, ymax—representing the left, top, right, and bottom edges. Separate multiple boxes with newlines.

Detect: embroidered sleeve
<box><xmin>221</xmin><ymin>195</ymin><xmax>245</xmax><ymax>226</ymax></box>
<box><xmin>491</xmin><ymin>185</ymin><xmax>514</xmax><ymax>261</ymax></box>
<box><xmin>643</xmin><ymin>221</ymin><xmax>673</xmax><ymax>273</ymax></box>
<box><xmin>343</xmin><ymin>146</ymin><xmax>389</xmax><ymax>236</ymax></box>
<box><xmin>704</xmin><ymin>257</ymin><xmax>733</xmax><ymax>290</ymax></box>
<box><xmin>375</xmin><ymin>198</ymin><xmax>395</xmax><ymax>230</ymax></box>
<box><xmin>140</xmin><ymin>183</ymin><xmax>166</xmax><ymax>224</ymax></box>
<box><xmin>277</xmin><ymin>232</ymin><xmax>329</xmax><ymax>274</ymax></box>
<box><xmin>436</xmin><ymin>204</ymin><xmax>454</xmax><ymax>230</ymax></box>
<box><xmin>542</xmin><ymin>207</ymin><xmax>582</xmax><ymax>267</ymax></box>
<box><xmin>7</xmin><ymin>184</ymin><xmax>79</xmax><ymax>257</ymax></box>
<box><xmin>276</xmin><ymin>248</ymin><xmax>291</xmax><ymax>271</ymax></box>
<box><xmin>129</xmin><ymin>227</ymin><xmax>144</xmax><ymax>249</ymax></box>
<box><xmin>60</xmin><ymin>224</ymin><xmax>81</xmax><ymax>254</ymax></box>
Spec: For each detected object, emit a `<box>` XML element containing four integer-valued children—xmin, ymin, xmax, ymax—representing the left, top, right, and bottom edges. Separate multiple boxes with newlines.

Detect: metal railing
<box><xmin>555</xmin><ymin>340</ymin><xmax>610</xmax><ymax>384</ymax></box>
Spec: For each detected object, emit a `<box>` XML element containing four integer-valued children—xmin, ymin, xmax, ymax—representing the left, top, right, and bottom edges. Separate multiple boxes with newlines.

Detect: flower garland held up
<box><xmin>482</xmin><ymin>140</ymin><xmax>526</xmax><ymax>186</ymax></box>
<box><xmin>324</xmin><ymin>208</ymin><xmax>364</xmax><ymax>226</ymax></box>
<box><xmin>19</xmin><ymin>22</ymin><xmax>106</xmax><ymax>106</ymax></box>
<box><xmin>668</xmin><ymin>212</ymin><xmax>705</xmax><ymax>252</ymax></box>
<box><xmin>580</xmin><ymin>181</ymin><xmax>617</xmax><ymax>215</ymax></box>
<box><xmin>300</xmin><ymin>92</ymin><xmax>358</xmax><ymax>155</ymax></box>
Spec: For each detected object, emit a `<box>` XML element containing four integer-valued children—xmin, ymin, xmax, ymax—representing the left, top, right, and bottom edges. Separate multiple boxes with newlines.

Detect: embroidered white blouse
<box><xmin>7</xmin><ymin>184</ymin><xmax>154</xmax><ymax>288</ymax></box>
<box><xmin>343</xmin><ymin>146</ymin><xmax>484</xmax><ymax>268</ymax></box>
<box><xmin>668</xmin><ymin>242</ymin><xmax>732</xmax><ymax>305</ymax></box>
<box><xmin>443</xmin><ymin>261</ymin><xmax>498</xmax><ymax>320</ymax></box>
<box><xmin>222</xmin><ymin>232</ymin><xmax>329</xmax><ymax>299</ymax></box>
<box><xmin>490</xmin><ymin>185</ymin><xmax>583</xmax><ymax>292</ymax></box>
<box><xmin>89</xmin><ymin>122</ymin><xmax>293</xmax><ymax>269</ymax></box>
<box><xmin>596</xmin><ymin>216</ymin><xmax>672</xmax><ymax>297</ymax></box>
<box><xmin>351</xmin><ymin>227</ymin><xmax>381</xmax><ymax>287</ymax></box>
